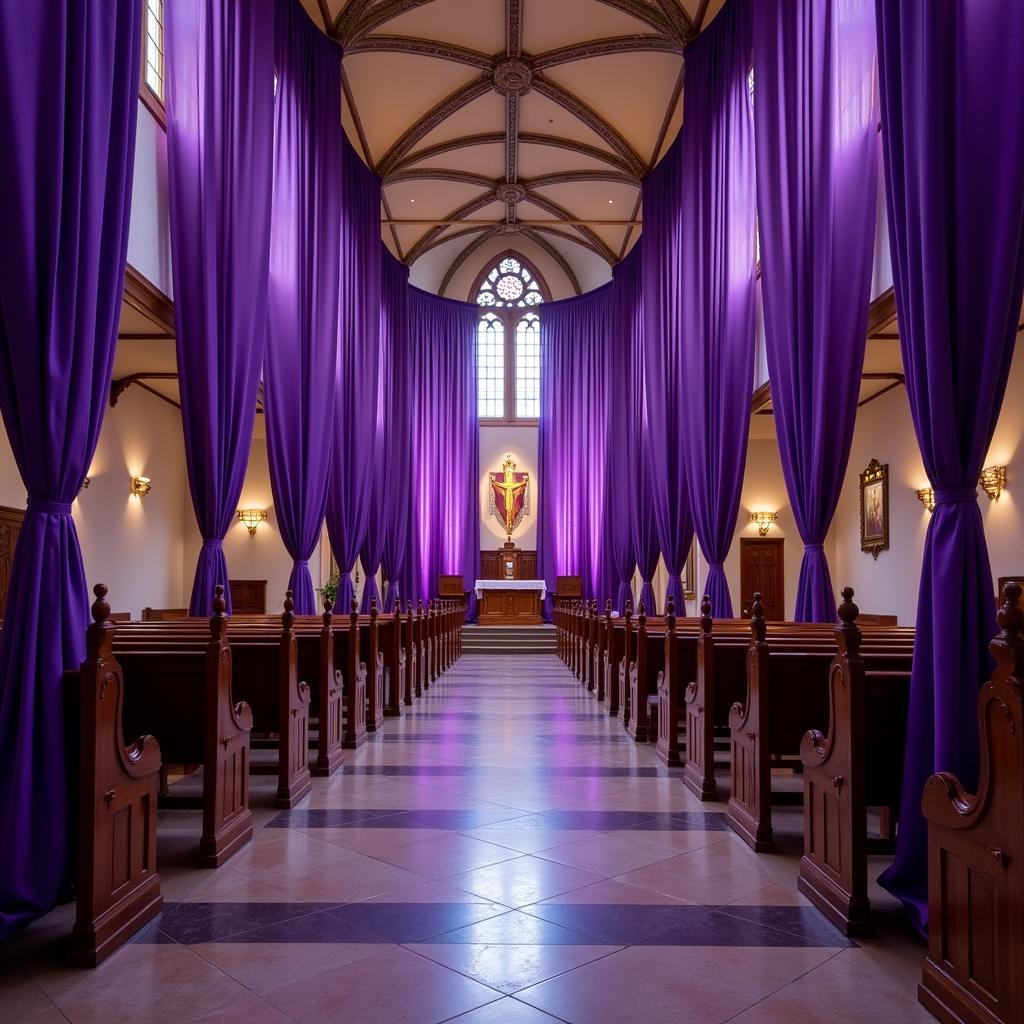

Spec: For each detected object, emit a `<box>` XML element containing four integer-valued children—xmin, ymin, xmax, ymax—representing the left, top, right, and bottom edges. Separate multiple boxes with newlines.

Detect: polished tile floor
<box><xmin>1</xmin><ymin>654</ymin><xmax>934</xmax><ymax>1023</ymax></box>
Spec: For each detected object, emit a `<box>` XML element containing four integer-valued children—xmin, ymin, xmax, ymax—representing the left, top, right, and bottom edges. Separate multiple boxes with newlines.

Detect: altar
<box><xmin>474</xmin><ymin>579</ymin><xmax>546</xmax><ymax>625</ymax></box>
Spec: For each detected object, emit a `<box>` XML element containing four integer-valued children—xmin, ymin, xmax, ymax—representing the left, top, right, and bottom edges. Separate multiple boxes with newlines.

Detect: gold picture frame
<box><xmin>859</xmin><ymin>458</ymin><xmax>889</xmax><ymax>560</ymax></box>
<box><xmin>683</xmin><ymin>540</ymin><xmax>697</xmax><ymax>601</ymax></box>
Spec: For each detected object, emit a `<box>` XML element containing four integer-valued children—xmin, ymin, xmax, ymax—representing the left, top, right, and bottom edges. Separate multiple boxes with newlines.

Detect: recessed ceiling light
<box><xmin>608</xmin><ymin>199</ymin><xmax>614</xmax><ymax>204</ymax></box>
<box><xmin>410</xmin><ymin>198</ymin><xmax>415</xmax><ymax>203</ymax></box>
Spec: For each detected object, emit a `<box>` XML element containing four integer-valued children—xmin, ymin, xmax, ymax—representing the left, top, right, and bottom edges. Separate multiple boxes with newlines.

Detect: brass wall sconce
<box><xmin>131</xmin><ymin>475</ymin><xmax>151</xmax><ymax>498</ymax></box>
<box><xmin>237</xmin><ymin>508</ymin><xmax>267</xmax><ymax>536</ymax></box>
<box><xmin>748</xmin><ymin>511</ymin><xmax>779</xmax><ymax>536</ymax></box>
<box><xmin>80</xmin><ymin>477</ymin><xmax>91</xmax><ymax>491</ymax></box>
<box><xmin>916</xmin><ymin>487</ymin><xmax>935</xmax><ymax>512</ymax></box>
<box><xmin>979</xmin><ymin>465</ymin><xmax>1007</xmax><ymax>501</ymax></box>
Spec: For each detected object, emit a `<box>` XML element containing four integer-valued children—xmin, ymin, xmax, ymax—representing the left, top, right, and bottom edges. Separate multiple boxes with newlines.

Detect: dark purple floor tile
<box><xmin>225</xmin><ymin>910</ymin><xmax>384</xmax><ymax>944</ymax></box>
<box><xmin>325</xmin><ymin>901</ymin><xmax>508</xmax><ymax>942</ymax></box>
<box><xmin>265</xmin><ymin>808</ymin><xmax>407</xmax><ymax>829</ymax></box>
<box><xmin>429</xmin><ymin>910</ymin><xmax>599</xmax><ymax>945</ymax></box>
<box><xmin>714</xmin><ymin>905</ymin><xmax>855</xmax><ymax>947</ymax></box>
<box><xmin>156</xmin><ymin>901</ymin><xmax>316</xmax><ymax>944</ymax></box>
<box><xmin>521</xmin><ymin>903</ymin><xmax>698</xmax><ymax>944</ymax></box>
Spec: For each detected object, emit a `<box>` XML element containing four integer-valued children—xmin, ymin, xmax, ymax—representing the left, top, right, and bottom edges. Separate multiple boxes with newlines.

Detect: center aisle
<box><xmin>33</xmin><ymin>655</ymin><xmax>932</xmax><ymax>1023</ymax></box>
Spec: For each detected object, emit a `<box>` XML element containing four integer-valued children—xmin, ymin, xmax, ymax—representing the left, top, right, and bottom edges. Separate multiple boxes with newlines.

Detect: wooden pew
<box><xmin>115</xmin><ymin>586</ymin><xmax>253</xmax><ymax>867</ymax></box>
<box><xmin>67</xmin><ymin>585</ymin><xmax>162</xmax><ymax>967</ymax></box>
<box><xmin>798</xmin><ymin>589</ymin><xmax>912</xmax><ymax>935</ymax></box>
<box><xmin>141</xmin><ymin>606</ymin><xmax>187</xmax><ymax>621</ymax></box>
<box><xmin>627</xmin><ymin>607</ymin><xmax>667</xmax><ymax>743</ymax></box>
<box><xmin>592</xmin><ymin>601</ymin><xmax>612</xmax><ymax>702</ymax></box>
<box><xmin>341</xmin><ymin>600</ymin><xmax>368</xmax><ymax>749</ymax></box>
<box><xmin>383</xmin><ymin>600</ymin><xmax>407</xmax><ymax>718</ymax></box>
<box><xmin>656</xmin><ymin>599</ymin><xmax>689</xmax><ymax>766</ymax></box>
<box><xmin>727</xmin><ymin>595</ymin><xmax>914</xmax><ymax>852</ymax></box>
<box><xmin>604</xmin><ymin>605</ymin><xmax>627</xmax><ymax>716</ymax></box>
<box><xmin>615</xmin><ymin>602</ymin><xmax>634</xmax><ymax>723</ymax></box>
<box><xmin>918</xmin><ymin>583</ymin><xmax>1024</xmax><ymax>1024</ymax></box>
<box><xmin>403</xmin><ymin>601</ymin><xmax>417</xmax><ymax>705</ymax></box>
<box><xmin>114</xmin><ymin>594</ymin><xmax>312</xmax><ymax>809</ymax></box>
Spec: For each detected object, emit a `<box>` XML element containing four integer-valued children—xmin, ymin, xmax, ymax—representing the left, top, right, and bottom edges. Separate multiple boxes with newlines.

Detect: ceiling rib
<box><xmin>344</xmin><ymin>35</ymin><xmax>494</xmax><ymax>67</ymax></box>
<box><xmin>530</xmin><ymin>76</ymin><xmax>647</xmax><ymax>176</ymax></box>
<box><xmin>376</xmin><ymin>76</ymin><xmax>493</xmax><ymax>176</ymax></box>
<box><xmin>393</xmin><ymin>131</ymin><xmax>637</xmax><ymax>177</ymax></box>
<box><xmin>343</xmin><ymin>0</ymin><xmax>433</xmax><ymax>44</ymax></box>
<box><xmin>530</xmin><ymin>222</ymin><xmax>613</xmax><ymax>263</ymax></box>
<box><xmin>438</xmin><ymin>226</ymin><xmax>505</xmax><ymax>295</ymax></box>
<box><xmin>653</xmin><ymin>0</ymin><xmax>695</xmax><ymax>38</ymax></box>
<box><xmin>533</xmin><ymin>35</ymin><xmax>681</xmax><ymax>69</ymax></box>
<box><xmin>405</xmin><ymin>191</ymin><xmax>499</xmax><ymax>264</ymax></box>
<box><xmin>521</xmin><ymin>228</ymin><xmax>582</xmax><ymax>294</ymax></box>
<box><xmin>524</xmin><ymin>192</ymin><xmax>617</xmax><ymax>263</ymax></box>
<box><xmin>384</xmin><ymin>168</ymin><xmax>638</xmax><ymax>188</ymax></box>
<box><xmin>592</xmin><ymin>0</ymin><xmax>682</xmax><ymax>43</ymax></box>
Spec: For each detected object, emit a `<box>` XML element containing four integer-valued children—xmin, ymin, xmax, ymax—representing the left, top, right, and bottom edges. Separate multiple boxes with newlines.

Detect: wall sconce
<box><xmin>237</xmin><ymin>508</ymin><xmax>267</xmax><ymax>536</ymax></box>
<box><xmin>916</xmin><ymin>487</ymin><xmax>935</xmax><ymax>512</ymax></box>
<box><xmin>748</xmin><ymin>511</ymin><xmax>779</xmax><ymax>536</ymax></box>
<box><xmin>979</xmin><ymin>465</ymin><xmax>1007</xmax><ymax>501</ymax></box>
<box><xmin>131</xmin><ymin>475</ymin><xmax>151</xmax><ymax>498</ymax></box>
<box><xmin>80</xmin><ymin>477</ymin><xmax>91</xmax><ymax>492</ymax></box>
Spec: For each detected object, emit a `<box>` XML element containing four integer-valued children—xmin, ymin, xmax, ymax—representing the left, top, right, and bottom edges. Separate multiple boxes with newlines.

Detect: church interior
<box><xmin>1</xmin><ymin>0</ymin><xmax>1023</xmax><ymax>1022</ymax></box>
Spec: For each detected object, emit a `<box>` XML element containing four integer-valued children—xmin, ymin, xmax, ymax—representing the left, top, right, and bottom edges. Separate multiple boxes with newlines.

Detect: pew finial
<box><xmin>605</xmin><ymin>598</ymin><xmax>612</xmax><ymax>618</ymax></box>
<box><xmin>637</xmin><ymin>600</ymin><xmax>646</xmax><ymax>626</ymax></box>
<box><xmin>995</xmin><ymin>584</ymin><xmax>1024</xmax><ymax>676</ymax></box>
<box><xmin>323</xmin><ymin>595</ymin><xmax>333</xmax><ymax>627</ymax></box>
<box><xmin>836</xmin><ymin>586</ymin><xmax>861</xmax><ymax>657</ymax></box>
<box><xmin>350</xmin><ymin>598</ymin><xmax>358</xmax><ymax>623</ymax></box>
<box><xmin>370</xmin><ymin>595</ymin><xmax>378</xmax><ymax>620</ymax></box>
<box><xmin>751</xmin><ymin>592</ymin><xmax>766</xmax><ymax>643</ymax></box>
<box><xmin>87</xmin><ymin>583</ymin><xmax>113</xmax><ymax>660</ymax></box>
<box><xmin>625</xmin><ymin>598</ymin><xmax>632</xmax><ymax>620</ymax></box>
<box><xmin>666</xmin><ymin>596</ymin><xmax>676</xmax><ymax>633</ymax></box>
<box><xmin>210</xmin><ymin>585</ymin><xmax>227</xmax><ymax>640</ymax></box>
<box><xmin>283</xmin><ymin>590</ymin><xmax>295</xmax><ymax>632</ymax></box>
<box><xmin>700</xmin><ymin>595</ymin><xmax>712</xmax><ymax>634</ymax></box>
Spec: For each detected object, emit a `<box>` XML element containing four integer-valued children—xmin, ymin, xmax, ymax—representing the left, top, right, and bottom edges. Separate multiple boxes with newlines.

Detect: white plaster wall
<box><xmin>833</xmin><ymin>338</ymin><xmax>1023</xmax><ymax>625</ymax></box>
<box><xmin>479</xmin><ymin>423</ymin><xmax>539</xmax><ymax>556</ymax></box>
<box><xmin>0</xmin><ymin>386</ymin><xmax>186</xmax><ymax>618</ymax></box>
<box><xmin>182</xmin><ymin>434</ymin><xmax>326</xmax><ymax>613</ymax></box>
<box><xmin>127</xmin><ymin>102</ymin><xmax>173</xmax><ymax>298</ymax></box>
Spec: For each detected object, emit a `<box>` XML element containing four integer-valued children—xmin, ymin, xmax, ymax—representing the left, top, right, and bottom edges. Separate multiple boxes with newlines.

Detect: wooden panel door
<box><xmin>740</xmin><ymin>538</ymin><xmax>784</xmax><ymax>621</ymax></box>
<box><xmin>230</xmin><ymin>579</ymin><xmax>267</xmax><ymax>615</ymax></box>
<box><xmin>0</xmin><ymin>505</ymin><xmax>25</xmax><ymax>619</ymax></box>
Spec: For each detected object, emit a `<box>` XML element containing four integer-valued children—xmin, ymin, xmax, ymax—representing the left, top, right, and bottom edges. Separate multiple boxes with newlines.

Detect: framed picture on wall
<box><xmin>859</xmin><ymin>458</ymin><xmax>889</xmax><ymax>560</ymax></box>
<box><xmin>683</xmin><ymin>540</ymin><xmax>697</xmax><ymax>601</ymax></box>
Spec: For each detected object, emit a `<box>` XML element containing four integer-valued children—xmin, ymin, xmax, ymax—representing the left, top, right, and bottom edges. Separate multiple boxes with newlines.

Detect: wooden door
<box><xmin>739</xmin><ymin>538</ymin><xmax>784</xmax><ymax>621</ymax></box>
<box><xmin>230</xmin><ymin>579</ymin><xmax>267</xmax><ymax>615</ymax></box>
<box><xmin>0</xmin><ymin>505</ymin><xmax>25</xmax><ymax>619</ymax></box>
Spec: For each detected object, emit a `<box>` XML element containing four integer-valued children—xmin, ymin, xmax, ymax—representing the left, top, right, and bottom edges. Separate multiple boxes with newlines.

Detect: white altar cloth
<box><xmin>474</xmin><ymin>579</ymin><xmax>547</xmax><ymax>599</ymax></box>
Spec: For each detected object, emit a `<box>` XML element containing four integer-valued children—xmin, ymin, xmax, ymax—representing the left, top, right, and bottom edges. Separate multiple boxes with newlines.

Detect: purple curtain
<box><xmin>642</xmin><ymin>101</ymin><xmax>695</xmax><ymax>616</ymax></box>
<box><xmin>678</xmin><ymin>0</ymin><xmax>757</xmax><ymax>617</ymax></box>
<box><xmin>359</xmin><ymin>367</ymin><xmax>386</xmax><ymax>613</ymax></box>
<box><xmin>166</xmin><ymin>0</ymin><xmax>276</xmax><ymax>615</ymax></box>
<box><xmin>265</xmin><ymin>0</ymin><xmax>340</xmax><ymax>615</ymax></box>
<box><xmin>0</xmin><ymin>0</ymin><xmax>141</xmax><ymax>937</ymax></box>
<box><xmin>406</xmin><ymin>288</ymin><xmax>480</xmax><ymax>614</ymax></box>
<box><xmin>752</xmin><ymin>0</ymin><xmax>879</xmax><ymax>623</ymax></box>
<box><xmin>875</xmin><ymin>0</ymin><xmax>1024</xmax><ymax>933</ymax></box>
<box><xmin>381</xmin><ymin>253</ymin><xmax>411</xmax><ymax>612</ymax></box>
<box><xmin>538</xmin><ymin>285</ymin><xmax>614</xmax><ymax>613</ymax></box>
<box><xmin>606</xmin><ymin>253</ymin><xmax>639</xmax><ymax>615</ymax></box>
<box><xmin>326</xmin><ymin>135</ymin><xmax>381</xmax><ymax>609</ymax></box>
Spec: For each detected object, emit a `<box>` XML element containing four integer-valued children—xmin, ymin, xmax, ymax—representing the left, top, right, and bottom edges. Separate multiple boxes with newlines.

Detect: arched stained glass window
<box><xmin>472</xmin><ymin>253</ymin><xmax>548</xmax><ymax>421</ymax></box>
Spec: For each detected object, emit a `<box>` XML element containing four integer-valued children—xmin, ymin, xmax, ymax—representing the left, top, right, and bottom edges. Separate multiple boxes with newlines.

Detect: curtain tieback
<box><xmin>804</xmin><ymin>543</ymin><xmax>825</xmax><ymax>552</ymax></box>
<box><xmin>294</xmin><ymin>559</ymin><xmax>309</xmax><ymax>568</ymax></box>
<box><xmin>26</xmin><ymin>496</ymin><xmax>72</xmax><ymax>515</ymax></box>
<box><xmin>933</xmin><ymin>486</ymin><xmax>978</xmax><ymax>505</ymax></box>
<box><xmin>203</xmin><ymin>538</ymin><xmax>224</xmax><ymax>549</ymax></box>
<box><xmin>708</xmin><ymin>562</ymin><xmax>725</xmax><ymax>571</ymax></box>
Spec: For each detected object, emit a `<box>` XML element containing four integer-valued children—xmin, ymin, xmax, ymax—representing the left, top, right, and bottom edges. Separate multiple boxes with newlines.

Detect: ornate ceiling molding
<box><xmin>533</xmin><ymin>34</ymin><xmax>681</xmax><ymax>70</ymax></box>
<box><xmin>375</xmin><ymin>76</ymin><xmax>493</xmax><ymax>176</ymax></box>
<box><xmin>385</xmin><ymin>166</ymin><xmax>638</xmax><ymax>190</ymax></box>
<box><xmin>525</xmin><ymin>169</ymin><xmax>639</xmax><ymax>188</ymax></box>
<box><xmin>417</xmin><ymin>224</ymin><xmax>494</xmax><ymax>260</ymax></box>
<box><xmin>531</xmin><ymin>76</ymin><xmax>646</xmax><ymax>176</ymax></box>
<box><xmin>523</xmin><ymin>191</ymin><xmax>617</xmax><ymax>263</ymax></box>
<box><xmin>383</xmin><ymin>168</ymin><xmax>497</xmax><ymax>189</ymax></box>
<box><xmin>344</xmin><ymin>0</ymin><xmax>434</xmax><ymax>44</ymax></box>
<box><xmin>404</xmin><ymin>191</ymin><xmax>499</xmax><ymax>264</ymax></box>
<box><xmin>529</xmin><ymin>222</ymin><xmax>613</xmax><ymax>265</ymax></box>
<box><xmin>591</xmin><ymin>0</ymin><xmax>682</xmax><ymax>44</ymax></box>
<box><xmin>507</xmin><ymin>0</ymin><xmax>523</xmax><ymax>58</ymax></box>
<box><xmin>653</xmin><ymin>0</ymin><xmax>696</xmax><ymax>39</ymax></box>
<box><xmin>392</xmin><ymin>131</ymin><xmax>637</xmax><ymax>177</ymax></box>
<box><xmin>344</xmin><ymin>35</ymin><xmax>494</xmax><ymax>68</ymax></box>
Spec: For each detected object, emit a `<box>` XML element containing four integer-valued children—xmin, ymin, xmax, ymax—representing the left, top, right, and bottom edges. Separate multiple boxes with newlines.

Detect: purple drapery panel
<box><xmin>678</xmin><ymin>0</ymin><xmax>757</xmax><ymax>617</ymax></box>
<box><xmin>326</xmin><ymin>136</ymin><xmax>381</xmax><ymax>609</ymax></box>
<box><xmin>265</xmin><ymin>0</ymin><xmax>340</xmax><ymax>615</ymax></box>
<box><xmin>406</xmin><ymin>289</ymin><xmax>480</xmax><ymax>616</ymax></box>
<box><xmin>0</xmin><ymin>0</ymin><xmax>141</xmax><ymax>938</ymax></box>
<box><xmin>642</xmin><ymin>102</ymin><xmax>695</xmax><ymax>616</ymax></box>
<box><xmin>538</xmin><ymin>286</ymin><xmax>613</xmax><ymax>616</ymax></box>
<box><xmin>167</xmin><ymin>0</ymin><xmax>275</xmax><ymax>616</ymax></box>
<box><xmin>875</xmin><ymin>0</ymin><xmax>1024</xmax><ymax>934</ymax></box>
<box><xmin>381</xmin><ymin>253</ymin><xmax>411</xmax><ymax>613</ymax></box>
<box><xmin>607</xmin><ymin>255</ymin><xmax>638</xmax><ymax>615</ymax></box>
<box><xmin>619</xmin><ymin>252</ymin><xmax>659</xmax><ymax>615</ymax></box>
<box><xmin>359</xmin><ymin>357</ymin><xmax>386</xmax><ymax>613</ymax></box>
<box><xmin>752</xmin><ymin>0</ymin><xmax>879</xmax><ymax>624</ymax></box>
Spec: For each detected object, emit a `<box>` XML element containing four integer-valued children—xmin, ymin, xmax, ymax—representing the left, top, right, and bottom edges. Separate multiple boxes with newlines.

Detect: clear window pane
<box><xmin>515</xmin><ymin>313</ymin><xmax>540</xmax><ymax>419</ymax></box>
<box><xmin>145</xmin><ymin>0</ymin><xmax>164</xmax><ymax>99</ymax></box>
<box><xmin>477</xmin><ymin>313</ymin><xmax>505</xmax><ymax>419</ymax></box>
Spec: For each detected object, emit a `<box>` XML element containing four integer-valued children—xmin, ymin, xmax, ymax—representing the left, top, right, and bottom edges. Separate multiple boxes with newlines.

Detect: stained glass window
<box><xmin>515</xmin><ymin>313</ymin><xmax>541</xmax><ymax>419</ymax></box>
<box><xmin>475</xmin><ymin>255</ymin><xmax>543</xmax><ymax>309</ymax></box>
<box><xmin>477</xmin><ymin>313</ymin><xmax>505</xmax><ymax>419</ymax></box>
<box><xmin>145</xmin><ymin>0</ymin><xmax>164</xmax><ymax>100</ymax></box>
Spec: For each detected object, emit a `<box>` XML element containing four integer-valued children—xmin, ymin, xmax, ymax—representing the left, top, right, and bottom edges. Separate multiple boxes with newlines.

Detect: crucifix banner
<box><xmin>488</xmin><ymin>453</ymin><xmax>530</xmax><ymax>542</ymax></box>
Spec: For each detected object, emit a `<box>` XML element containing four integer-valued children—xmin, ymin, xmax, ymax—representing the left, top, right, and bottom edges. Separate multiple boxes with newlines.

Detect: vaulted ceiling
<box><xmin>299</xmin><ymin>0</ymin><xmax>727</xmax><ymax>299</ymax></box>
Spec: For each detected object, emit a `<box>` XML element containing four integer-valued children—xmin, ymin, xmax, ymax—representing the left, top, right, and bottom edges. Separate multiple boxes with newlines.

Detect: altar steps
<box><xmin>461</xmin><ymin>624</ymin><xmax>557</xmax><ymax>655</ymax></box>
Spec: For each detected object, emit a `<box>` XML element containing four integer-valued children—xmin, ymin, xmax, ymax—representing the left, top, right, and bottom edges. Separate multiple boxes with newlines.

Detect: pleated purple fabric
<box><xmin>752</xmin><ymin>0</ymin><xmax>879</xmax><ymax>623</ymax></box>
<box><xmin>380</xmin><ymin>253</ymin><xmax>412</xmax><ymax>613</ymax></box>
<box><xmin>406</xmin><ymin>289</ymin><xmax>480</xmax><ymax>614</ymax></box>
<box><xmin>0</xmin><ymin>0</ymin><xmax>142</xmax><ymax>938</ymax></box>
<box><xmin>166</xmin><ymin>0</ymin><xmax>276</xmax><ymax>615</ymax></box>
<box><xmin>641</xmin><ymin>77</ymin><xmax>695</xmax><ymax>617</ymax></box>
<box><xmin>677</xmin><ymin>0</ymin><xmax>757</xmax><ymax>617</ymax></box>
<box><xmin>265</xmin><ymin>0</ymin><xmax>340</xmax><ymax>615</ymax></box>
<box><xmin>538</xmin><ymin>285</ymin><xmax>614</xmax><ymax>613</ymax></box>
<box><xmin>359</xmin><ymin>365</ymin><xmax>387</xmax><ymax>613</ymax></box>
<box><xmin>326</xmin><ymin>136</ymin><xmax>381</xmax><ymax>609</ymax></box>
<box><xmin>875</xmin><ymin>0</ymin><xmax>1024</xmax><ymax>933</ymax></box>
